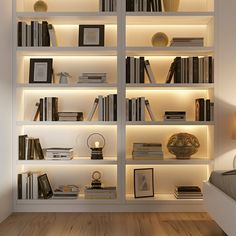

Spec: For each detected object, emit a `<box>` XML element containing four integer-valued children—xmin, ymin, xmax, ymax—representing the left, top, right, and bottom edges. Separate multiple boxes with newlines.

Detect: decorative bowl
<box><xmin>151</xmin><ymin>32</ymin><xmax>168</xmax><ymax>47</ymax></box>
<box><xmin>167</xmin><ymin>133</ymin><xmax>200</xmax><ymax>159</ymax></box>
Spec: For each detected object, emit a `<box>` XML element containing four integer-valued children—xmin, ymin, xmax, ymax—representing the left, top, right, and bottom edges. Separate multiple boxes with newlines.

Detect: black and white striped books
<box><xmin>126</xmin><ymin>0</ymin><xmax>162</xmax><ymax>12</ymax></box>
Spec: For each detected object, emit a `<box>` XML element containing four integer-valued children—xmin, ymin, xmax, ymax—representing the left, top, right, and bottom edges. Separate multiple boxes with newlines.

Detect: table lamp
<box><xmin>87</xmin><ymin>133</ymin><xmax>105</xmax><ymax>160</ymax></box>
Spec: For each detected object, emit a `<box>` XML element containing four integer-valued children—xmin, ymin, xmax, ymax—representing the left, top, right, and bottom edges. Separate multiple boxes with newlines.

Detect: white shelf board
<box><xmin>126</xmin><ymin>12</ymin><xmax>214</xmax><ymax>25</ymax></box>
<box><xmin>126</xmin><ymin>121</ymin><xmax>215</xmax><ymax>126</ymax></box>
<box><xmin>16</xmin><ymin>12</ymin><xmax>117</xmax><ymax>24</ymax></box>
<box><xmin>126</xmin><ymin>194</ymin><xmax>203</xmax><ymax>204</ymax></box>
<box><xmin>16</xmin><ymin>121</ymin><xmax>117</xmax><ymax>126</ymax></box>
<box><xmin>17</xmin><ymin>83</ymin><xmax>117</xmax><ymax>90</ymax></box>
<box><xmin>126</xmin><ymin>83</ymin><xmax>214</xmax><ymax>90</ymax></box>
<box><xmin>17</xmin><ymin>157</ymin><xmax>117</xmax><ymax>165</ymax></box>
<box><xmin>126</xmin><ymin>158</ymin><xmax>213</xmax><ymax>165</ymax></box>
<box><xmin>126</xmin><ymin>47</ymin><xmax>214</xmax><ymax>56</ymax></box>
<box><xmin>17</xmin><ymin>47</ymin><xmax>117</xmax><ymax>56</ymax></box>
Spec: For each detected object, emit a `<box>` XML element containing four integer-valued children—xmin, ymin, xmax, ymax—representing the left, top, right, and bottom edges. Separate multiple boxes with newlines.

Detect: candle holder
<box><xmin>87</xmin><ymin>133</ymin><xmax>105</xmax><ymax>160</ymax></box>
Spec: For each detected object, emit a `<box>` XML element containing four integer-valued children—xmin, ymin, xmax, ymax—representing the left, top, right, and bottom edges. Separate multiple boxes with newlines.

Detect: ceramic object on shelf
<box><xmin>163</xmin><ymin>0</ymin><xmax>180</xmax><ymax>12</ymax></box>
<box><xmin>167</xmin><ymin>132</ymin><xmax>200</xmax><ymax>159</ymax></box>
<box><xmin>34</xmin><ymin>0</ymin><xmax>48</xmax><ymax>12</ymax></box>
<box><xmin>151</xmin><ymin>32</ymin><xmax>169</xmax><ymax>47</ymax></box>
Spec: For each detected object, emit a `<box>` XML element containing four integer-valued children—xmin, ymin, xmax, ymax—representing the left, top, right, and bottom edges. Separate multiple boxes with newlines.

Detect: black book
<box><xmin>126</xmin><ymin>0</ymin><xmax>130</xmax><ymax>11</ymax></box>
<box><xmin>38</xmin><ymin>174</ymin><xmax>53</xmax><ymax>199</ymax></box>
<box><xmin>205</xmin><ymin>99</ymin><xmax>211</xmax><ymax>121</ymax></box>
<box><xmin>193</xmin><ymin>57</ymin><xmax>199</xmax><ymax>83</ymax></box>
<box><xmin>126</xmin><ymin>57</ymin><xmax>131</xmax><ymax>83</ymax></box>
<box><xmin>34</xmin><ymin>138</ymin><xmax>44</xmax><ymax>160</ymax></box>
<box><xmin>174</xmin><ymin>57</ymin><xmax>181</xmax><ymax>83</ymax></box>
<box><xmin>129</xmin><ymin>99</ymin><xmax>132</xmax><ymax>121</ymax></box>
<box><xmin>140</xmin><ymin>57</ymin><xmax>145</xmax><ymax>83</ymax></box>
<box><xmin>158</xmin><ymin>0</ymin><xmax>162</xmax><ymax>11</ymax></box>
<box><xmin>42</xmin><ymin>21</ymin><xmax>50</xmax><ymax>46</ymax></box>
<box><xmin>166</xmin><ymin>58</ymin><xmax>177</xmax><ymax>83</ymax></box>
<box><xmin>195</xmin><ymin>98</ymin><xmax>205</xmax><ymax>121</ymax></box>
<box><xmin>176</xmin><ymin>186</ymin><xmax>201</xmax><ymax>192</ymax></box>
<box><xmin>18</xmin><ymin>22</ymin><xmax>22</xmax><ymax>47</ymax></box>
<box><xmin>18</xmin><ymin>174</ymin><xmax>22</xmax><ymax>199</ymax></box>
<box><xmin>44</xmin><ymin>97</ymin><xmax>47</xmax><ymax>121</ymax></box>
<box><xmin>19</xmin><ymin>135</ymin><xmax>28</xmax><ymax>160</ymax></box>
<box><xmin>113</xmin><ymin>94</ymin><xmax>117</xmax><ymax>121</ymax></box>
<box><xmin>52</xmin><ymin>97</ymin><xmax>59</xmax><ymax>121</ymax></box>
<box><xmin>147</xmin><ymin>0</ymin><xmax>151</xmax><ymax>11</ymax></box>
<box><xmin>150</xmin><ymin>0</ymin><xmax>155</xmax><ymax>11</ymax></box>
<box><xmin>208</xmin><ymin>56</ymin><xmax>214</xmax><ymax>83</ymax></box>
<box><xmin>39</xmin><ymin>98</ymin><xmax>44</xmax><ymax>121</ymax></box>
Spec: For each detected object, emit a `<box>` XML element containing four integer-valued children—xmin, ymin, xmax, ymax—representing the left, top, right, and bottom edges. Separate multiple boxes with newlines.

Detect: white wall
<box><xmin>215</xmin><ymin>0</ymin><xmax>236</xmax><ymax>170</ymax></box>
<box><xmin>0</xmin><ymin>0</ymin><xmax>12</xmax><ymax>222</ymax></box>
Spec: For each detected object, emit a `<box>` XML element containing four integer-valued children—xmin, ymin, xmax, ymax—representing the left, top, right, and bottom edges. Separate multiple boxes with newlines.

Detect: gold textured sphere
<box><xmin>151</xmin><ymin>32</ymin><xmax>169</xmax><ymax>47</ymax></box>
<box><xmin>34</xmin><ymin>0</ymin><xmax>48</xmax><ymax>12</ymax></box>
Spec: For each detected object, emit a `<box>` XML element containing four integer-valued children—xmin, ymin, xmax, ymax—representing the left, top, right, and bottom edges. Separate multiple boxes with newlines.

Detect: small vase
<box><xmin>163</xmin><ymin>0</ymin><xmax>180</xmax><ymax>12</ymax></box>
<box><xmin>34</xmin><ymin>0</ymin><xmax>48</xmax><ymax>12</ymax></box>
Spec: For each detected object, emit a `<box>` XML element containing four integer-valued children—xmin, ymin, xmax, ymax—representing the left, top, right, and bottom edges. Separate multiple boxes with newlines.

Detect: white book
<box><xmin>33</xmin><ymin>21</ymin><xmax>39</xmax><ymax>47</ymax></box>
<box><xmin>130</xmin><ymin>57</ymin><xmax>135</xmax><ymax>83</ymax></box>
<box><xmin>144</xmin><ymin>60</ymin><xmax>156</xmax><ymax>83</ymax></box>
<box><xmin>188</xmin><ymin>57</ymin><xmax>193</xmax><ymax>83</ymax></box>
<box><xmin>105</xmin><ymin>0</ymin><xmax>109</xmax><ymax>11</ymax></box>
<box><xmin>204</xmin><ymin>56</ymin><xmax>209</xmax><ymax>83</ymax></box>
<box><xmin>38</xmin><ymin>23</ymin><xmax>42</xmax><ymax>47</ymax></box>
<box><xmin>98</xmin><ymin>95</ymin><xmax>104</xmax><ymax>121</ymax></box>
<box><xmin>21</xmin><ymin>22</ymin><xmax>27</xmax><ymax>47</ymax></box>
<box><xmin>99</xmin><ymin>0</ymin><xmax>102</xmax><ymax>11</ymax></box>
<box><xmin>108</xmin><ymin>94</ymin><xmax>114</xmax><ymax>121</ymax></box>
<box><xmin>48</xmin><ymin>24</ymin><xmax>57</xmax><ymax>47</ymax></box>
<box><xmin>26</xmin><ymin>24</ymin><xmax>31</xmax><ymax>47</ymax></box>
<box><xmin>87</xmin><ymin>98</ymin><xmax>99</xmax><ymax>121</ymax></box>
<box><xmin>32</xmin><ymin>172</ymin><xmax>40</xmax><ymax>199</ymax></box>
<box><xmin>145</xmin><ymin>99</ymin><xmax>156</xmax><ymax>121</ymax></box>
<box><xmin>126</xmin><ymin>98</ymin><xmax>129</xmax><ymax>121</ymax></box>
<box><xmin>113</xmin><ymin>0</ymin><xmax>116</xmax><ymax>11</ymax></box>
<box><xmin>140</xmin><ymin>97</ymin><xmax>145</xmax><ymax>121</ymax></box>
<box><xmin>21</xmin><ymin>172</ymin><xmax>28</xmax><ymax>200</ymax></box>
<box><xmin>136</xmin><ymin>58</ymin><xmax>140</xmax><ymax>83</ymax></box>
<box><xmin>131</xmin><ymin>98</ymin><xmax>136</xmax><ymax>121</ymax></box>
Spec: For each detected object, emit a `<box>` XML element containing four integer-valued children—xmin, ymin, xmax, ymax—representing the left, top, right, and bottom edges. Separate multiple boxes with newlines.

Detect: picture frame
<box><xmin>29</xmin><ymin>58</ymin><xmax>53</xmax><ymax>83</ymax></box>
<box><xmin>38</xmin><ymin>173</ymin><xmax>53</xmax><ymax>199</ymax></box>
<box><xmin>134</xmin><ymin>168</ymin><xmax>154</xmax><ymax>198</ymax></box>
<box><xmin>79</xmin><ymin>25</ymin><xmax>104</xmax><ymax>47</ymax></box>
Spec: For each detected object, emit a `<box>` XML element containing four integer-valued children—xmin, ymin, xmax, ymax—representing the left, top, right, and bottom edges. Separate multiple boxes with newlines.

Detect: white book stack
<box><xmin>44</xmin><ymin>148</ymin><xmax>73</xmax><ymax>160</ymax></box>
<box><xmin>84</xmin><ymin>186</ymin><xmax>117</xmax><ymax>199</ymax></box>
<box><xmin>78</xmin><ymin>73</ymin><xmax>107</xmax><ymax>83</ymax></box>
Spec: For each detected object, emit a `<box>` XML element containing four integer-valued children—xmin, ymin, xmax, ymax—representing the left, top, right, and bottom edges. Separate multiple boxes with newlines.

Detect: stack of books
<box><xmin>126</xmin><ymin>0</ymin><xmax>162</xmax><ymax>12</ymax></box>
<box><xmin>84</xmin><ymin>186</ymin><xmax>117</xmax><ymax>199</ymax></box>
<box><xmin>78</xmin><ymin>73</ymin><xmax>107</xmax><ymax>83</ymax></box>
<box><xmin>164</xmin><ymin>111</ymin><xmax>186</xmax><ymax>121</ymax></box>
<box><xmin>44</xmin><ymin>148</ymin><xmax>73</xmax><ymax>160</ymax></box>
<box><xmin>170</xmin><ymin>37</ymin><xmax>204</xmax><ymax>47</ymax></box>
<box><xmin>132</xmin><ymin>143</ymin><xmax>163</xmax><ymax>160</ymax></box>
<box><xmin>195</xmin><ymin>98</ymin><xmax>214</xmax><ymax>121</ymax></box>
<box><xmin>174</xmin><ymin>186</ymin><xmax>203</xmax><ymax>199</ymax></box>
<box><xmin>58</xmin><ymin>112</ymin><xmax>83</xmax><ymax>121</ymax></box>
<box><xmin>99</xmin><ymin>0</ymin><xmax>117</xmax><ymax>12</ymax></box>
<box><xmin>53</xmin><ymin>185</ymin><xmax>79</xmax><ymax>199</ymax></box>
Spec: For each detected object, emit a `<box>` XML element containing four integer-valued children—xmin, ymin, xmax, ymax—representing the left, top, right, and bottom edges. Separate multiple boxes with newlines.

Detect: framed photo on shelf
<box><xmin>79</xmin><ymin>25</ymin><xmax>104</xmax><ymax>47</ymax></box>
<box><xmin>38</xmin><ymin>173</ymin><xmax>53</xmax><ymax>199</ymax></box>
<box><xmin>134</xmin><ymin>168</ymin><xmax>154</xmax><ymax>198</ymax></box>
<box><xmin>29</xmin><ymin>58</ymin><xmax>53</xmax><ymax>83</ymax></box>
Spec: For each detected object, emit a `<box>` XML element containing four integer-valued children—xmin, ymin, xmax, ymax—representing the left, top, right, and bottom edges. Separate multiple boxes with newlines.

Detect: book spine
<box><xmin>26</xmin><ymin>24</ymin><xmax>31</xmax><ymax>47</ymax></box>
<box><xmin>38</xmin><ymin>23</ymin><xmax>42</xmax><ymax>47</ymax></box>
<box><xmin>98</xmin><ymin>95</ymin><xmax>104</xmax><ymax>121</ymax></box>
<box><xmin>208</xmin><ymin>56</ymin><xmax>213</xmax><ymax>83</ymax></box>
<box><xmin>39</xmin><ymin>98</ymin><xmax>43</xmax><ymax>121</ymax></box>
<box><xmin>52</xmin><ymin>97</ymin><xmax>58</xmax><ymax>121</ymax></box>
<box><xmin>87</xmin><ymin>98</ymin><xmax>99</xmax><ymax>121</ymax></box>
<box><xmin>144</xmin><ymin>60</ymin><xmax>156</xmax><ymax>83</ymax></box>
<box><xmin>193</xmin><ymin>57</ymin><xmax>199</xmax><ymax>83</ymax></box>
<box><xmin>126</xmin><ymin>57</ymin><xmax>130</xmax><ymax>83</ymax></box>
<box><xmin>32</xmin><ymin>173</ymin><xmax>39</xmax><ymax>199</ymax></box>
<box><xmin>18</xmin><ymin>22</ymin><xmax>22</xmax><ymax>46</ymax></box>
<box><xmin>18</xmin><ymin>135</ymin><xmax>26</xmax><ymax>160</ymax></box>
<box><xmin>145</xmin><ymin>99</ymin><xmax>156</xmax><ymax>121</ymax></box>
<box><xmin>21</xmin><ymin>22</ymin><xmax>27</xmax><ymax>47</ymax></box>
<box><xmin>113</xmin><ymin>94</ymin><xmax>117</xmax><ymax>121</ymax></box>
<box><xmin>22</xmin><ymin>173</ymin><xmax>28</xmax><ymax>199</ymax></box>
<box><xmin>18</xmin><ymin>174</ymin><xmax>22</xmax><ymax>199</ymax></box>
<box><xmin>206</xmin><ymin>99</ymin><xmax>211</xmax><ymax>121</ymax></box>
<box><xmin>174</xmin><ymin>57</ymin><xmax>181</xmax><ymax>83</ymax></box>
<box><xmin>130</xmin><ymin>57</ymin><xmax>135</xmax><ymax>83</ymax></box>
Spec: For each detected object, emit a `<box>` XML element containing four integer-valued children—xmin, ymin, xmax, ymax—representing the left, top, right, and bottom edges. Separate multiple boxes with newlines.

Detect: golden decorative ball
<box><xmin>151</xmin><ymin>32</ymin><xmax>169</xmax><ymax>47</ymax></box>
<box><xmin>34</xmin><ymin>0</ymin><xmax>48</xmax><ymax>12</ymax></box>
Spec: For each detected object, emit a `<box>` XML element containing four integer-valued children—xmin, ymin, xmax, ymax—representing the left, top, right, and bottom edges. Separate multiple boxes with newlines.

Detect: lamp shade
<box><xmin>232</xmin><ymin>113</ymin><xmax>236</xmax><ymax>139</ymax></box>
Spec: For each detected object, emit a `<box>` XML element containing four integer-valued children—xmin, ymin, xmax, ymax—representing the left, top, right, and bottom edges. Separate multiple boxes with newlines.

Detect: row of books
<box><xmin>126</xmin><ymin>97</ymin><xmax>156</xmax><ymax>121</ymax></box>
<box><xmin>126</xmin><ymin>57</ymin><xmax>156</xmax><ymax>84</ymax></box>
<box><xmin>174</xmin><ymin>186</ymin><xmax>203</xmax><ymax>199</ymax></box>
<box><xmin>126</xmin><ymin>0</ymin><xmax>162</xmax><ymax>12</ymax></box>
<box><xmin>166</xmin><ymin>56</ymin><xmax>214</xmax><ymax>84</ymax></box>
<box><xmin>78</xmin><ymin>73</ymin><xmax>107</xmax><ymax>83</ymax></box>
<box><xmin>87</xmin><ymin>95</ymin><xmax>117</xmax><ymax>121</ymax></box>
<box><xmin>99</xmin><ymin>0</ymin><xmax>117</xmax><ymax>12</ymax></box>
<box><xmin>132</xmin><ymin>143</ymin><xmax>163</xmax><ymax>160</ymax></box>
<box><xmin>58</xmin><ymin>112</ymin><xmax>84</xmax><ymax>121</ymax></box>
<box><xmin>18</xmin><ymin>21</ymin><xmax>56</xmax><ymax>47</ymax></box>
<box><xmin>195</xmin><ymin>98</ymin><xmax>214</xmax><ymax>121</ymax></box>
<box><xmin>18</xmin><ymin>135</ymin><xmax>44</xmax><ymax>160</ymax></box>
<box><xmin>170</xmin><ymin>37</ymin><xmax>204</xmax><ymax>47</ymax></box>
<box><xmin>84</xmin><ymin>186</ymin><xmax>117</xmax><ymax>199</ymax></box>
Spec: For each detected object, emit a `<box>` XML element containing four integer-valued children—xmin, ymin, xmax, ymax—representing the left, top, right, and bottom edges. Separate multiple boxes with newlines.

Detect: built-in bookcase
<box><xmin>13</xmin><ymin>0</ymin><xmax>215</xmax><ymax>212</ymax></box>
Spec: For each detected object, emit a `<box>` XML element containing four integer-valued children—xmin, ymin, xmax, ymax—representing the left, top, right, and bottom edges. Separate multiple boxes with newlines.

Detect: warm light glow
<box><xmin>95</xmin><ymin>141</ymin><xmax>100</xmax><ymax>148</ymax></box>
<box><xmin>232</xmin><ymin>113</ymin><xmax>236</xmax><ymax>139</ymax></box>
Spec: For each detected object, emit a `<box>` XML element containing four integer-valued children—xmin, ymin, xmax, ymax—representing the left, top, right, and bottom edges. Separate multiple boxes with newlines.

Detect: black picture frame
<box><xmin>134</xmin><ymin>168</ymin><xmax>154</xmax><ymax>198</ymax></box>
<box><xmin>38</xmin><ymin>173</ymin><xmax>53</xmax><ymax>199</ymax></box>
<box><xmin>29</xmin><ymin>58</ymin><xmax>53</xmax><ymax>83</ymax></box>
<box><xmin>79</xmin><ymin>25</ymin><xmax>104</xmax><ymax>47</ymax></box>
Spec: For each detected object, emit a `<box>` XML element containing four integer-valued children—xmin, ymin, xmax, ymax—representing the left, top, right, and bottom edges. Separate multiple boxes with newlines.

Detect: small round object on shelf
<box><xmin>167</xmin><ymin>132</ymin><xmax>200</xmax><ymax>159</ymax></box>
<box><xmin>163</xmin><ymin>0</ymin><xmax>180</xmax><ymax>12</ymax></box>
<box><xmin>151</xmin><ymin>32</ymin><xmax>169</xmax><ymax>47</ymax></box>
<box><xmin>34</xmin><ymin>0</ymin><xmax>48</xmax><ymax>12</ymax></box>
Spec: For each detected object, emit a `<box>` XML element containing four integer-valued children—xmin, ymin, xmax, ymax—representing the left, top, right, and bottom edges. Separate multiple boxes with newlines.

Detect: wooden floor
<box><xmin>0</xmin><ymin>212</ymin><xmax>226</xmax><ymax>236</ymax></box>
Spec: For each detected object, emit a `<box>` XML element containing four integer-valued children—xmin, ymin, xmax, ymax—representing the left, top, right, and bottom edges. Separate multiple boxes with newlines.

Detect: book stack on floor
<box><xmin>174</xmin><ymin>186</ymin><xmax>203</xmax><ymax>199</ymax></box>
<box><xmin>126</xmin><ymin>0</ymin><xmax>162</xmax><ymax>12</ymax></box>
<box><xmin>170</xmin><ymin>37</ymin><xmax>204</xmax><ymax>47</ymax></box>
<box><xmin>44</xmin><ymin>148</ymin><xmax>73</xmax><ymax>160</ymax></box>
<box><xmin>18</xmin><ymin>135</ymin><xmax>44</xmax><ymax>160</ymax></box>
<box><xmin>195</xmin><ymin>98</ymin><xmax>214</xmax><ymax>121</ymax></box>
<box><xmin>126</xmin><ymin>56</ymin><xmax>156</xmax><ymax>84</ymax></box>
<box><xmin>84</xmin><ymin>186</ymin><xmax>117</xmax><ymax>199</ymax></box>
<box><xmin>18</xmin><ymin>21</ymin><xmax>57</xmax><ymax>47</ymax></box>
<box><xmin>99</xmin><ymin>0</ymin><xmax>117</xmax><ymax>12</ymax></box>
<box><xmin>78</xmin><ymin>73</ymin><xmax>107</xmax><ymax>83</ymax></box>
<box><xmin>87</xmin><ymin>94</ymin><xmax>117</xmax><ymax>121</ymax></box>
<box><xmin>126</xmin><ymin>97</ymin><xmax>156</xmax><ymax>121</ymax></box>
<box><xmin>53</xmin><ymin>185</ymin><xmax>79</xmax><ymax>199</ymax></box>
<box><xmin>166</xmin><ymin>56</ymin><xmax>214</xmax><ymax>84</ymax></box>
<box><xmin>132</xmin><ymin>143</ymin><xmax>163</xmax><ymax>160</ymax></box>
<box><xmin>164</xmin><ymin>111</ymin><xmax>186</xmax><ymax>121</ymax></box>
<box><xmin>58</xmin><ymin>112</ymin><xmax>84</xmax><ymax>121</ymax></box>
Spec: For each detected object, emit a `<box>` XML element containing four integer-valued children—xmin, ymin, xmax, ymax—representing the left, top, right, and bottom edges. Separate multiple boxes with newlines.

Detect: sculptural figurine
<box><xmin>57</xmin><ymin>72</ymin><xmax>72</xmax><ymax>84</ymax></box>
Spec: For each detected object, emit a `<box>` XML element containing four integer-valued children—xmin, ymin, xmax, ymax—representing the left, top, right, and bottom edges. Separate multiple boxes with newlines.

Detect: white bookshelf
<box><xmin>13</xmin><ymin>0</ymin><xmax>215</xmax><ymax>212</ymax></box>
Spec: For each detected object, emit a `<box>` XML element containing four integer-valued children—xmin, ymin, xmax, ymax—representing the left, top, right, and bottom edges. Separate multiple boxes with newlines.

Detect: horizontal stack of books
<box><xmin>44</xmin><ymin>148</ymin><xmax>73</xmax><ymax>160</ymax></box>
<box><xmin>126</xmin><ymin>56</ymin><xmax>156</xmax><ymax>84</ymax></box>
<box><xmin>58</xmin><ymin>112</ymin><xmax>84</xmax><ymax>121</ymax></box>
<box><xmin>99</xmin><ymin>0</ymin><xmax>117</xmax><ymax>12</ymax></box>
<box><xmin>84</xmin><ymin>186</ymin><xmax>117</xmax><ymax>199</ymax></box>
<box><xmin>126</xmin><ymin>0</ymin><xmax>162</xmax><ymax>12</ymax></box>
<box><xmin>174</xmin><ymin>186</ymin><xmax>203</xmax><ymax>199</ymax></box>
<box><xmin>126</xmin><ymin>97</ymin><xmax>156</xmax><ymax>121</ymax></box>
<box><xmin>166</xmin><ymin>56</ymin><xmax>214</xmax><ymax>84</ymax></box>
<box><xmin>164</xmin><ymin>111</ymin><xmax>186</xmax><ymax>121</ymax></box>
<box><xmin>132</xmin><ymin>143</ymin><xmax>163</xmax><ymax>160</ymax></box>
<box><xmin>78</xmin><ymin>73</ymin><xmax>107</xmax><ymax>83</ymax></box>
<box><xmin>170</xmin><ymin>37</ymin><xmax>204</xmax><ymax>47</ymax></box>
<box><xmin>18</xmin><ymin>135</ymin><xmax>44</xmax><ymax>160</ymax></box>
<box><xmin>53</xmin><ymin>185</ymin><xmax>79</xmax><ymax>199</ymax></box>
<box><xmin>195</xmin><ymin>98</ymin><xmax>214</xmax><ymax>121</ymax></box>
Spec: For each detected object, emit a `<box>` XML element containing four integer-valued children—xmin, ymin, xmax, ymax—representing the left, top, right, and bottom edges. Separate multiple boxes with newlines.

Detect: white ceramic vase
<box><xmin>163</xmin><ymin>0</ymin><xmax>180</xmax><ymax>12</ymax></box>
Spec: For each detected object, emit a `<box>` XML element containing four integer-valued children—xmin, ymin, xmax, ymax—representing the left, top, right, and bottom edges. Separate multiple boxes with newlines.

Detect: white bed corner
<box><xmin>203</xmin><ymin>181</ymin><xmax>236</xmax><ymax>236</ymax></box>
